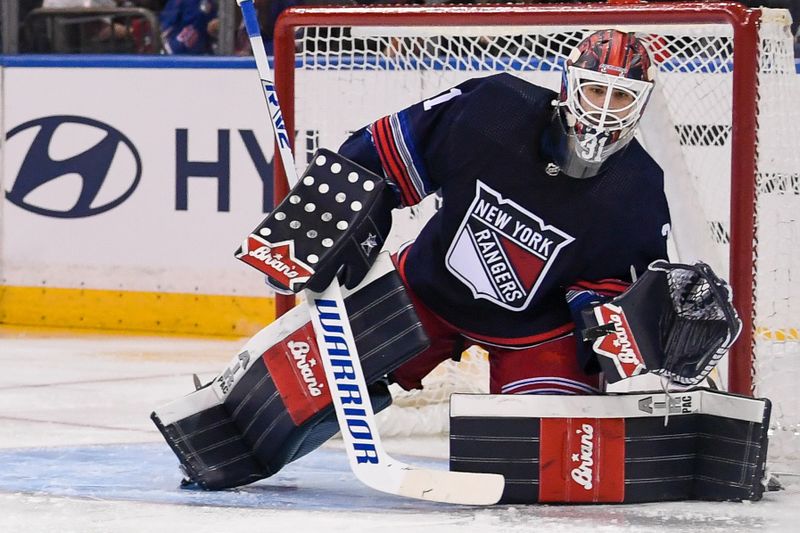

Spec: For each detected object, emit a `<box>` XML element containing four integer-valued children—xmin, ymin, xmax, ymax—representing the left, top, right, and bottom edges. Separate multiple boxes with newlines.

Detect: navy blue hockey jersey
<box><xmin>339</xmin><ymin>73</ymin><xmax>670</xmax><ymax>347</ymax></box>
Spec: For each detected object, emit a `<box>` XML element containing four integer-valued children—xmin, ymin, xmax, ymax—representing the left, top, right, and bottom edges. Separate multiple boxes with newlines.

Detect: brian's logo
<box><xmin>287</xmin><ymin>340</ymin><xmax>324</xmax><ymax>397</ymax></box>
<box><xmin>236</xmin><ymin>235</ymin><xmax>314</xmax><ymax>290</ymax></box>
<box><xmin>445</xmin><ymin>181</ymin><xmax>574</xmax><ymax>311</ymax></box>
<box><xmin>592</xmin><ymin>303</ymin><xmax>646</xmax><ymax>379</ymax></box>
<box><xmin>5</xmin><ymin>115</ymin><xmax>142</xmax><ymax>218</ymax></box>
<box><xmin>570</xmin><ymin>423</ymin><xmax>595</xmax><ymax>490</ymax></box>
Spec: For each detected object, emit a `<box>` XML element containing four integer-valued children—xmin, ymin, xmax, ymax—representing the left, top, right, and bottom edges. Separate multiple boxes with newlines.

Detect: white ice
<box><xmin>1</xmin><ymin>326</ymin><xmax>798</xmax><ymax>533</ymax></box>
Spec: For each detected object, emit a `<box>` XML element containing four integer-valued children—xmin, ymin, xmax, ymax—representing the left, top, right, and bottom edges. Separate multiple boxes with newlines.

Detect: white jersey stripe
<box><xmin>389</xmin><ymin>113</ymin><xmax>427</xmax><ymax>198</ymax></box>
<box><xmin>502</xmin><ymin>376</ymin><xmax>600</xmax><ymax>394</ymax></box>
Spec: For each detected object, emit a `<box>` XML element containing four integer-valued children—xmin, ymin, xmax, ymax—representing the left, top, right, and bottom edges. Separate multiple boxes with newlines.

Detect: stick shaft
<box><xmin>238</xmin><ymin>0</ymin><xmax>298</xmax><ymax>188</ymax></box>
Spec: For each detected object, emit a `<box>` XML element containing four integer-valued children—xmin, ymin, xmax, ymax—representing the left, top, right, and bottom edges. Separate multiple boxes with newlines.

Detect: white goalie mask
<box><xmin>552</xmin><ymin>30</ymin><xmax>656</xmax><ymax>179</ymax></box>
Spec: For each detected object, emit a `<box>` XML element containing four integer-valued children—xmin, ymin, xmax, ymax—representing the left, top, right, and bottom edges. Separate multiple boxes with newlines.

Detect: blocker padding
<box><xmin>236</xmin><ymin>149</ymin><xmax>396</xmax><ymax>292</ymax></box>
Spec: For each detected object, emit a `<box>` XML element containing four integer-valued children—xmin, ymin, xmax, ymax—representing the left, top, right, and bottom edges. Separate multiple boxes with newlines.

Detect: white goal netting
<box><xmin>277</xmin><ymin>5</ymin><xmax>800</xmax><ymax>465</ymax></box>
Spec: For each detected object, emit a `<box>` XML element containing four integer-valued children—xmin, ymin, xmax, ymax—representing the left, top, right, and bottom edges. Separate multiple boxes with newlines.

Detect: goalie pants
<box><xmin>391</xmin><ymin>252</ymin><xmax>601</xmax><ymax>395</ymax></box>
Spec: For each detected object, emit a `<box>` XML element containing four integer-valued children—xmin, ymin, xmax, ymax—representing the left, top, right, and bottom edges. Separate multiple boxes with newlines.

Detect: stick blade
<box><xmin>399</xmin><ymin>468</ymin><xmax>505</xmax><ymax>505</ymax></box>
<box><xmin>357</xmin><ymin>462</ymin><xmax>505</xmax><ymax>505</ymax></box>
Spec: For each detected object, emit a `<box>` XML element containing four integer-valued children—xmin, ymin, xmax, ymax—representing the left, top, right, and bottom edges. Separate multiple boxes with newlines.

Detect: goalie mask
<box><xmin>550</xmin><ymin>30</ymin><xmax>656</xmax><ymax>179</ymax></box>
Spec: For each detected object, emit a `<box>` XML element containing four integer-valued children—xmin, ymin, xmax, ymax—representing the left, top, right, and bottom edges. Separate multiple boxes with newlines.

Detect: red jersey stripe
<box><xmin>373</xmin><ymin>117</ymin><xmax>421</xmax><ymax>205</ymax></box>
<box><xmin>372</xmin><ymin>118</ymin><xmax>413</xmax><ymax>205</ymax></box>
<box><xmin>379</xmin><ymin>117</ymin><xmax>422</xmax><ymax>204</ymax></box>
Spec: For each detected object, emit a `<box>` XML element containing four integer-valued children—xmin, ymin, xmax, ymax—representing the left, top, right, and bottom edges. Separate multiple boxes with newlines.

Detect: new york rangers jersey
<box><xmin>339</xmin><ymin>73</ymin><xmax>670</xmax><ymax>347</ymax></box>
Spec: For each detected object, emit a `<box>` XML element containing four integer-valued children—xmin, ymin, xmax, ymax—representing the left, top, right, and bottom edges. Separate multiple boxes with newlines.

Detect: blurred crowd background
<box><xmin>0</xmin><ymin>1</ymin><xmax>798</xmax><ymax>56</ymax></box>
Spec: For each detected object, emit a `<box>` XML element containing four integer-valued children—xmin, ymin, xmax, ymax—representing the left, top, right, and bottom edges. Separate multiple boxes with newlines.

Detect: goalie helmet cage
<box><xmin>271</xmin><ymin>2</ymin><xmax>800</xmax><ymax>464</ymax></box>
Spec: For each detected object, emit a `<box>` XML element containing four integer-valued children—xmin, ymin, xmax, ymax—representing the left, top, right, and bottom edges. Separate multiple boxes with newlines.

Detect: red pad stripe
<box><xmin>262</xmin><ymin>322</ymin><xmax>331</xmax><ymax>426</ymax></box>
<box><xmin>396</xmin><ymin>244</ymin><xmax>412</xmax><ymax>280</ymax></box>
<box><xmin>539</xmin><ymin>417</ymin><xmax>625</xmax><ymax>503</ymax></box>
<box><xmin>373</xmin><ymin>117</ymin><xmax>421</xmax><ymax>205</ymax></box>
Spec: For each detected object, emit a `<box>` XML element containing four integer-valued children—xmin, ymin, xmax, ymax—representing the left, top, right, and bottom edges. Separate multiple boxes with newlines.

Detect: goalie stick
<box><xmin>235</xmin><ymin>0</ymin><xmax>504</xmax><ymax>505</ymax></box>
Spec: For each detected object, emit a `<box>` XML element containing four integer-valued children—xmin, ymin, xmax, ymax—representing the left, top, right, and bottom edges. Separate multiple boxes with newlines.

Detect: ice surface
<box><xmin>1</xmin><ymin>327</ymin><xmax>798</xmax><ymax>533</ymax></box>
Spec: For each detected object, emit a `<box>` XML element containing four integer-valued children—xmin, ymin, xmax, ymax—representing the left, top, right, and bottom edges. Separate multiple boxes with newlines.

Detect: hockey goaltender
<box><xmin>152</xmin><ymin>25</ymin><xmax>772</xmax><ymax>505</ymax></box>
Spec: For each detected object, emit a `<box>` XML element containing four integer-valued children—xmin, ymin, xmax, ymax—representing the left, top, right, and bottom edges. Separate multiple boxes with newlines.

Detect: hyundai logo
<box><xmin>5</xmin><ymin>115</ymin><xmax>142</xmax><ymax>218</ymax></box>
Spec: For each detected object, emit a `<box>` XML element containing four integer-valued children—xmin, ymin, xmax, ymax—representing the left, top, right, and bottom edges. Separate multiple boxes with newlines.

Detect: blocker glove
<box><xmin>236</xmin><ymin>149</ymin><xmax>397</xmax><ymax>293</ymax></box>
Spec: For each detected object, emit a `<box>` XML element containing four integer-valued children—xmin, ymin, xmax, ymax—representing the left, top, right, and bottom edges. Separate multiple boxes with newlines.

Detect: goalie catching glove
<box><xmin>236</xmin><ymin>149</ymin><xmax>397</xmax><ymax>293</ymax></box>
<box><xmin>581</xmin><ymin>260</ymin><xmax>742</xmax><ymax>385</ymax></box>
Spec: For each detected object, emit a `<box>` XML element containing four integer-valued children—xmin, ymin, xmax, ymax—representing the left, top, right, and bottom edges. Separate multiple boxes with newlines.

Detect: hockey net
<box><xmin>273</xmin><ymin>3</ymin><xmax>800</xmax><ymax>465</ymax></box>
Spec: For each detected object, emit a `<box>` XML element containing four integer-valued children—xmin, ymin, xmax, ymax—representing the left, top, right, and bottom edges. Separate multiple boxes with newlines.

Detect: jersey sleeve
<box><xmin>338</xmin><ymin>77</ymin><xmax>489</xmax><ymax>207</ymax></box>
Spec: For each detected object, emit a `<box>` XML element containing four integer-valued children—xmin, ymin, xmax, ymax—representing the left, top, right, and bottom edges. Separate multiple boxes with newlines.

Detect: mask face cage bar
<box><xmin>564</xmin><ymin>66</ymin><xmax>654</xmax><ymax>133</ymax></box>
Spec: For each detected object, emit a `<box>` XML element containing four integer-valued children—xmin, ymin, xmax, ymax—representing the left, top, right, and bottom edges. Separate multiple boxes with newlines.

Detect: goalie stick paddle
<box><xmin>235</xmin><ymin>0</ymin><xmax>504</xmax><ymax>506</ymax></box>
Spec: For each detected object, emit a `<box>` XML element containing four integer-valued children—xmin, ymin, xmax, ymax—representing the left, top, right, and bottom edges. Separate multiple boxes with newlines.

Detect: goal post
<box><xmin>269</xmin><ymin>2</ymin><xmax>800</xmax><ymax>458</ymax></box>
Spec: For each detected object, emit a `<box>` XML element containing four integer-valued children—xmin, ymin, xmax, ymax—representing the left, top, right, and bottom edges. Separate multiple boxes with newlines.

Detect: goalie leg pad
<box><xmin>151</xmin><ymin>376</ymin><xmax>392</xmax><ymax>490</ymax></box>
<box><xmin>449</xmin><ymin>389</ymin><xmax>771</xmax><ymax>503</ymax></box>
<box><xmin>152</xmin><ymin>255</ymin><xmax>428</xmax><ymax>490</ymax></box>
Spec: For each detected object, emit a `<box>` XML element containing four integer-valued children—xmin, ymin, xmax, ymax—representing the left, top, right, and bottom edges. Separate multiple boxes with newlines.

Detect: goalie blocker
<box><xmin>450</xmin><ymin>389</ymin><xmax>771</xmax><ymax>503</ymax></box>
<box><xmin>235</xmin><ymin>149</ymin><xmax>397</xmax><ymax>293</ymax></box>
<box><xmin>151</xmin><ymin>254</ymin><xmax>429</xmax><ymax>490</ymax></box>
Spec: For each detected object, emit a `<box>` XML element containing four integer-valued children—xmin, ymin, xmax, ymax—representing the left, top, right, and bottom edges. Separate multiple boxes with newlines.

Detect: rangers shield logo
<box><xmin>446</xmin><ymin>181</ymin><xmax>575</xmax><ymax>311</ymax></box>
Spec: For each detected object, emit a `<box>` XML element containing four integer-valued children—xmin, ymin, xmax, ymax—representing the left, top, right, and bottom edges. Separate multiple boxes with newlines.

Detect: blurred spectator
<box><xmin>251</xmin><ymin>0</ymin><xmax>292</xmax><ymax>55</ymax></box>
<box><xmin>160</xmin><ymin>0</ymin><xmax>217</xmax><ymax>54</ymax></box>
<box><xmin>223</xmin><ymin>0</ymin><xmax>359</xmax><ymax>56</ymax></box>
<box><xmin>103</xmin><ymin>1</ymin><xmax>165</xmax><ymax>53</ymax></box>
<box><xmin>43</xmin><ymin>0</ymin><xmax>116</xmax><ymax>6</ymax></box>
<box><xmin>43</xmin><ymin>0</ymin><xmax>131</xmax><ymax>43</ymax></box>
<box><xmin>20</xmin><ymin>0</ymin><xmax>46</xmax><ymax>16</ymax></box>
<box><xmin>3</xmin><ymin>1</ymin><xmax>44</xmax><ymax>51</ymax></box>
<box><xmin>23</xmin><ymin>0</ymin><xmax>147</xmax><ymax>52</ymax></box>
<box><xmin>119</xmin><ymin>0</ymin><xmax>168</xmax><ymax>8</ymax></box>
<box><xmin>205</xmin><ymin>0</ymin><xmax>258</xmax><ymax>56</ymax></box>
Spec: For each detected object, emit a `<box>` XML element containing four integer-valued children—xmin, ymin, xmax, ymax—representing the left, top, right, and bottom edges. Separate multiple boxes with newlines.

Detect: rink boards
<box><xmin>1</xmin><ymin>55</ymin><xmax>799</xmax><ymax>337</ymax></box>
<box><xmin>0</xmin><ymin>56</ymin><xmax>520</xmax><ymax>336</ymax></box>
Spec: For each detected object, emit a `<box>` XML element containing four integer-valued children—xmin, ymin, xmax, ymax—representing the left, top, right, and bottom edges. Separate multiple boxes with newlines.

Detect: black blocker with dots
<box><xmin>235</xmin><ymin>149</ymin><xmax>397</xmax><ymax>293</ymax></box>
